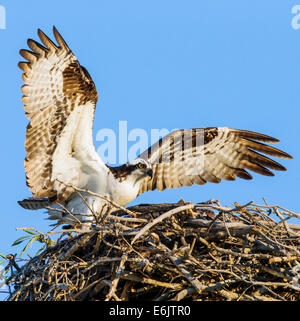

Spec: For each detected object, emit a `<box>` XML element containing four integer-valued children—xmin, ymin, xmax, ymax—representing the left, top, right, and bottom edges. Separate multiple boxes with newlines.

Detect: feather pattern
<box><xmin>19</xmin><ymin>26</ymin><xmax>100</xmax><ymax>203</ymax></box>
<box><xmin>138</xmin><ymin>127</ymin><xmax>292</xmax><ymax>194</ymax></box>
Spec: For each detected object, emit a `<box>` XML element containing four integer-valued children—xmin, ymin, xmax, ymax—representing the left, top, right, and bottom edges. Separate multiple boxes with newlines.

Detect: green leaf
<box><xmin>35</xmin><ymin>244</ymin><xmax>46</xmax><ymax>256</ymax></box>
<box><xmin>48</xmin><ymin>239</ymin><xmax>56</xmax><ymax>247</ymax></box>
<box><xmin>20</xmin><ymin>240</ymin><xmax>32</xmax><ymax>257</ymax></box>
<box><xmin>0</xmin><ymin>253</ymin><xmax>7</xmax><ymax>265</ymax></box>
<box><xmin>0</xmin><ymin>253</ymin><xmax>7</xmax><ymax>260</ymax></box>
<box><xmin>12</xmin><ymin>235</ymin><xmax>30</xmax><ymax>246</ymax></box>
<box><xmin>23</xmin><ymin>235</ymin><xmax>44</xmax><ymax>256</ymax></box>
<box><xmin>23</xmin><ymin>230</ymin><xmax>37</xmax><ymax>235</ymax></box>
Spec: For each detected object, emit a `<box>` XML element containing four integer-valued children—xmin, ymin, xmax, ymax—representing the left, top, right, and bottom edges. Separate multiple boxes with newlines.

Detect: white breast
<box><xmin>106</xmin><ymin>173</ymin><xmax>141</xmax><ymax>207</ymax></box>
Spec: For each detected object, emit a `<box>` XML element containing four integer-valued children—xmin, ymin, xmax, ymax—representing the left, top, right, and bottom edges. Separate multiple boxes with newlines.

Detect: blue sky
<box><xmin>0</xmin><ymin>0</ymin><xmax>299</xmax><ymax>298</ymax></box>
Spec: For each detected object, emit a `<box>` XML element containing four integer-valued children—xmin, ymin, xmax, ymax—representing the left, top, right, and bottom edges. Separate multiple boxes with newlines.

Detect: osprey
<box><xmin>18</xmin><ymin>27</ymin><xmax>292</xmax><ymax>227</ymax></box>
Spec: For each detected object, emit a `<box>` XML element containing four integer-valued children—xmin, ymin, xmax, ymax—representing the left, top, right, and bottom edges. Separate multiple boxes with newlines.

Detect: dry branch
<box><xmin>3</xmin><ymin>197</ymin><xmax>300</xmax><ymax>301</ymax></box>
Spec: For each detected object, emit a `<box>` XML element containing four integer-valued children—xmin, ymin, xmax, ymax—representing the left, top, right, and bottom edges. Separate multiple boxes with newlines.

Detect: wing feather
<box><xmin>138</xmin><ymin>127</ymin><xmax>292</xmax><ymax>194</ymax></box>
<box><xmin>37</xmin><ymin>28</ymin><xmax>59</xmax><ymax>51</ymax></box>
<box><xmin>19</xmin><ymin>27</ymin><xmax>100</xmax><ymax>202</ymax></box>
<box><xmin>53</xmin><ymin>26</ymin><xmax>71</xmax><ymax>51</ymax></box>
<box><xmin>27</xmin><ymin>39</ymin><xmax>49</xmax><ymax>55</ymax></box>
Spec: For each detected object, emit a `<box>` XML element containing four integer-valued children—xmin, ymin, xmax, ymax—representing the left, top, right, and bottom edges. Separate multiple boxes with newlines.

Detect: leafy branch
<box><xmin>11</xmin><ymin>228</ymin><xmax>56</xmax><ymax>258</ymax></box>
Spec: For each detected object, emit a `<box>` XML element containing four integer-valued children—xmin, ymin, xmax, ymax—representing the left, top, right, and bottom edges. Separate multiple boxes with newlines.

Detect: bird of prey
<box><xmin>18</xmin><ymin>27</ymin><xmax>292</xmax><ymax>228</ymax></box>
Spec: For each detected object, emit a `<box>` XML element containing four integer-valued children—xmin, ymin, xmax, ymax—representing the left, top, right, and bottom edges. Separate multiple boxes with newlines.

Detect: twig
<box><xmin>105</xmin><ymin>252</ymin><xmax>129</xmax><ymax>301</ymax></box>
<box><xmin>131</xmin><ymin>204</ymin><xmax>194</xmax><ymax>244</ymax></box>
<box><xmin>168</xmin><ymin>255</ymin><xmax>205</xmax><ymax>293</ymax></box>
<box><xmin>120</xmin><ymin>271</ymin><xmax>183</xmax><ymax>290</ymax></box>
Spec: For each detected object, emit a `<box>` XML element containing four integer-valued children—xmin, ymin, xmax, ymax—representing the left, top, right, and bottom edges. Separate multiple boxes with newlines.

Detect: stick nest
<box><xmin>4</xmin><ymin>199</ymin><xmax>300</xmax><ymax>301</ymax></box>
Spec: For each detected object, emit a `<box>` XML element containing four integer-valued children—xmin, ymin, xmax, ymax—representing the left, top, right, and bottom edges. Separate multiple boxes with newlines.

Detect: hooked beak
<box><xmin>146</xmin><ymin>168</ymin><xmax>153</xmax><ymax>179</ymax></box>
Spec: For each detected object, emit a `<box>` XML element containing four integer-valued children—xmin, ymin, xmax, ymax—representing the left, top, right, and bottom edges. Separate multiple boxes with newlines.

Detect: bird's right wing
<box><xmin>19</xmin><ymin>27</ymin><xmax>103</xmax><ymax>203</ymax></box>
<box><xmin>138</xmin><ymin>127</ymin><xmax>292</xmax><ymax>194</ymax></box>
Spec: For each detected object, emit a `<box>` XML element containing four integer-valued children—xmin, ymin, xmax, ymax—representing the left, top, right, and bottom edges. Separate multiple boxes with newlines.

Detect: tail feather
<box><xmin>18</xmin><ymin>198</ymin><xmax>51</xmax><ymax>210</ymax></box>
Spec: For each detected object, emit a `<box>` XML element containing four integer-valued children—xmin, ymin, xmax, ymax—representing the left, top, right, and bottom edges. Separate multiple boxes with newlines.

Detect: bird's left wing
<box><xmin>138</xmin><ymin>127</ymin><xmax>292</xmax><ymax>194</ymax></box>
<box><xmin>19</xmin><ymin>27</ymin><xmax>102</xmax><ymax>203</ymax></box>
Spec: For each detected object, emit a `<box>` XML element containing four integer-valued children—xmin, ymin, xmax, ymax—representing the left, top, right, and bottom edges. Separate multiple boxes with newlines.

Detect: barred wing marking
<box><xmin>138</xmin><ymin>127</ymin><xmax>292</xmax><ymax>194</ymax></box>
<box><xmin>19</xmin><ymin>27</ymin><xmax>101</xmax><ymax>203</ymax></box>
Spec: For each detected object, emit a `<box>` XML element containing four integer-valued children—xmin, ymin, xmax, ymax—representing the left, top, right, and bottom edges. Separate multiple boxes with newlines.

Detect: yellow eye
<box><xmin>138</xmin><ymin>163</ymin><xmax>145</xmax><ymax>169</ymax></box>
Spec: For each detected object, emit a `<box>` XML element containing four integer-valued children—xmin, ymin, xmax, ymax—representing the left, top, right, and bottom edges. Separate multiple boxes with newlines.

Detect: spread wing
<box><xmin>19</xmin><ymin>26</ymin><xmax>103</xmax><ymax>203</ymax></box>
<box><xmin>138</xmin><ymin>127</ymin><xmax>292</xmax><ymax>194</ymax></box>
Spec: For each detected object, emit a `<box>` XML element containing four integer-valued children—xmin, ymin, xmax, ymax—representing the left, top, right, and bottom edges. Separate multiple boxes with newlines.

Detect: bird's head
<box><xmin>127</xmin><ymin>158</ymin><xmax>153</xmax><ymax>181</ymax></box>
